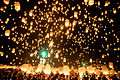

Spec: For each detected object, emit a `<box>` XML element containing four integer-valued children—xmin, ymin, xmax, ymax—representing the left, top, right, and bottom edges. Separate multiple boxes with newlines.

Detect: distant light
<box><xmin>82</xmin><ymin>63</ymin><xmax>86</xmax><ymax>66</ymax></box>
<box><xmin>39</xmin><ymin>49</ymin><xmax>48</xmax><ymax>58</ymax></box>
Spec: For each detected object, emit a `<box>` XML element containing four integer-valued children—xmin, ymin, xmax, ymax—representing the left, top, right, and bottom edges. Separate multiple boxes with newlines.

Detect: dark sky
<box><xmin>0</xmin><ymin>0</ymin><xmax>120</xmax><ymax>71</ymax></box>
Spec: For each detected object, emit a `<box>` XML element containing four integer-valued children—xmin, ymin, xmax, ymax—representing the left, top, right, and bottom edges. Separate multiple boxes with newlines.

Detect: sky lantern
<box><xmin>14</xmin><ymin>2</ymin><xmax>21</xmax><ymax>12</ymax></box>
<box><xmin>49</xmin><ymin>41</ymin><xmax>54</xmax><ymax>47</ymax></box>
<box><xmin>78</xmin><ymin>67</ymin><xmax>86</xmax><ymax>77</ymax></box>
<box><xmin>21</xmin><ymin>17</ymin><xmax>27</xmax><ymax>24</ymax></box>
<box><xmin>58</xmin><ymin>67</ymin><xmax>63</xmax><ymax>74</ymax></box>
<box><xmin>74</xmin><ymin>12</ymin><xmax>78</xmax><ymax>18</ymax></box>
<box><xmin>105</xmin><ymin>1</ymin><xmax>110</xmax><ymax>6</ymax></box>
<box><xmin>3</xmin><ymin>0</ymin><xmax>10</xmax><ymax>5</ymax></box>
<box><xmin>12</xmin><ymin>48</ymin><xmax>15</xmax><ymax>53</ymax></box>
<box><xmin>55</xmin><ymin>53</ymin><xmax>59</xmax><ymax>58</ymax></box>
<box><xmin>102</xmin><ymin>54</ymin><xmax>105</xmax><ymax>58</ymax></box>
<box><xmin>48</xmin><ymin>53</ymin><xmax>50</xmax><ymax>57</ymax></box>
<box><xmin>87</xmin><ymin>66</ymin><xmax>94</xmax><ymax>73</ymax></box>
<box><xmin>63</xmin><ymin>58</ymin><xmax>66</xmax><ymax>62</ymax></box>
<box><xmin>52</xmin><ymin>68</ymin><xmax>57</xmax><ymax>74</ymax></box>
<box><xmin>84</xmin><ymin>0</ymin><xmax>88</xmax><ymax>3</ymax></box>
<box><xmin>113</xmin><ymin>8</ymin><xmax>117</xmax><ymax>14</ymax></box>
<box><xmin>5</xmin><ymin>30</ymin><xmax>10</xmax><ymax>36</ymax></box>
<box><xmin>109</xmin><ymin>62</ymin><xmax>113</xmax><ymax>69</ymax></box>
<box><xmin>88</xmin><ymin>0</ymin><xmax>94</xmax><ymax>6</ymax></box>
<box><xmin>0</xmin><ymin>52</ymin><xmax>4</xmax><ymax>56</ymax></box>
<box><xmin>27</xmin><ymin>64</ymin><xmax>33</xmax><ymax>74</ymax></box>
<box><xmin>89</xmin><ymin>58</ymin><xmax>92</xmax><ymax>63</ymax></box>
<box><xmin>63</xmin><ymin>65</ymin><xmax>69</xmax><ymax>75</ymax></box>
<box><xmin>101</xmin><ymin>66</ymin><xmax>109</xmax><ymax>75</ymax></box>
<box><xmin>65</xmin><ymin>19</ymin><xmax>70</xmax><ymax>27</ymax></box>
<box><xmin>36</xmin><ymin>64</ymin><xmax>44</xmax><ymax>72</ymax></box>
<box><xmin>29</xmin><ymin>10</ymin><xmax>33</xmax><ymax>16</ymax></box>
<box><xmin>44</xmin><ymin>64</ymin><xmax>51</xmax><ymax>74</ymax></box>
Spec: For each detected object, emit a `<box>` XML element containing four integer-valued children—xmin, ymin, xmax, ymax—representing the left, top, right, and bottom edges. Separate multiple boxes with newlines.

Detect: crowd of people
<box><xmin>0</xmin><ymin>69</ymin><xmax>119</xmax><ymax>80</ymax></box>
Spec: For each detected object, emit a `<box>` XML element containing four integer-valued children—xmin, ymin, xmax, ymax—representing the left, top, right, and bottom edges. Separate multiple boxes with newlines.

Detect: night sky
<box><xmin>0</xmin><ymin>0</ymin><xmax>120</xmax><ymax>71</ymax></box>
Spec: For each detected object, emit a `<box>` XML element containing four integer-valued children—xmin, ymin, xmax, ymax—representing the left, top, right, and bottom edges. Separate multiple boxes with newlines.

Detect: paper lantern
<box><xmin>58</xmin><ymin>67</ymin><xmax>63</xmax><ymax>74</ymax></box>
<box><xmin>55</xmin><ymin>53</ymin><xmax>59</xmax><ymax>58</ymax></box>
<box><xmin>49</xmin><ymin>41</ymin><xmax>54</xmax><ymax>47</ymax></box>
<box><xmin>96</xmin><ymin>69</ymin><xmax>101</xmax><ymax>75</ymax></box>
<box><xmin>20</xmin><ymin>64</ymin><xmax>30</xmax><ymax>72</ymax></box>
<box><xmin>27</xmin><ymin>65</ymin><xmax>33</xmax><ymax>74</ymax></box>
<box><xmin>52</xmin><ymin>68</ymin><xmax>57</xmax><ymax>74</ymax></box>
<box><xmin>48</xmin><ymin>53</ymin><xmax>50</xmax><ymax>57</ymax></box>
<box><xmin>101</xmin><ymin>66</ymin><xmax>109</xmax><ymax>75</ymax></box>
<box><xmin>87</xmin><ymin>66</ymin><xmax>94</xmax><ymax>73</ymax></box>
<box><xmin>12</xmin><ymin>48</ymin><xmax>15</xmax><ymax>53</ymax></box>
<box><xmin>113</xmin><ymin>8</ymin><xmax>117</xmax><ymax>14</ymax></box>
<box><xmin>109</xmin><ymin>62</ymin><xmax>113</xmax><ymax>69</ymax></box>
<box><xmin>105</xmin><ymin>1</ymin><xmax>110</xmax><ymax>6</ymax></box>
<box><xmin>63</xmin><ymin>65</ymin><xmax>69</xmax><ymax>75</ymax></box>
<box><xmin>44</xmin><ymin>64</ymin><xmax>51</xmax><ymax>74</ymax></box>
<box><xmin>63</xmin><ymin>58</ymin><xmax>66</xmax><ymax>62</ymax></box>
<box><xmin>29</xmin><ymin>10</ymin><xmax>33</xmax><ymax>16</ymax></box>
<box><xmin>109</xmin><ymin>70</ymin><xmax>115</xmax><ymax>75</ymax></box>
<box><xmin>88</xmin><ymin>0</ymin><xmax>94</xmax><ymax>6</ymax></box>
<box><xmin>74</xmin><ymin>12</ymin><xmax>78</xmax><ymax>18</ymax></box>
<box><xmin>84</xmin><ymin>0</ymin><xmax>88</xmax><ymax>3</ymax></box>
<box><xmin>36</xmin><ymin>64</ymin><xmax>44</xmax><ymax>72</ymax></box>
<box><xmin>78</xmin><ymin>67</ymin><xmax>86</xmax><ymax>77</ymax></box>
<box><xmin>89</xmin><ymin>58</ymin><xmax>92</xmax><ymax>63</ymax></box>
<box><xmin>0</xmin><ymin>52</ymin><xmax>4</xmax><ymax>56</ymax></box>
<box><xmin>5</xmin><ymin>30</ymin><xmax>10</xmax><ymax>36</ymax></box>
<box><xmin>73</xmin><ymin>20</ymin><xmax>77</xmax><ymax>26</ymax></box>
<box><xmin>65</xmin><ymin>19</ymin><xmax>70</xmax><ymax>27</ymax></box>
<box><xmin>14</xmin><ymin>2</ymin><xmax>21</xmax><ymax>12</ymax></box>
<box><xmin>3</xmin><ymin>0</ymin><xmax>10</xmax><ymax>5</ymax></box>
<box><xmin>21</xmin><ymin>17</ymin><xmax>27</xmax><ymax>24</ymax></box>
<box><xmin>102</xmin><ymin>54</ymin><xmax>105</xmax><ymax>58</ymax></box>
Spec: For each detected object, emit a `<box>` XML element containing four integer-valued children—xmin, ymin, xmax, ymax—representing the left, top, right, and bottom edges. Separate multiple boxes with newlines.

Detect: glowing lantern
<box><xmin>27</xmin><ymin>65</ymin><xmax>33</xmax><ymax>73</ymax></box>
<box><xmin>105</xmin><ymin>1</ymin><xmax>110</xmax><ymax>6</ymax></box>
<box><xmin>74</xmin><ymin>12</ymin><xmax>78</xmax><ymax>18</ymax></box>
<box><xmin>36</xmin><ymin>64</ymin><xmax>44</xmax><ymax>72</ymax></box>
<box><xmin>101</xmin><ymin>66</ymin><xmax>109</xmax><ymax>75</ymax></box>
<box><xmin>113</xmin><ymin>8</ymin><xmax>117</xmax><ymax>14</ymax></box>
<box><xmin>52</xmin><ymin>68</ymin><xmax>57</xmax><ymax>74</ymax></box>
<box><xmin>29</xmin><ymin>10</ymin><xmax>33</xmax><ymax>16</ymax></box>
<box><xmin>12</xmin><ymin>48</ymin><xmax>15</xmax><ymax>53</ymax></box>
<box><xmin>3</xmin><ymin>0</ymin><xmax>10</xmax><ymax>5</ymax></box>
<box><xmin>55</xmin><ymin>53</ymin><xmax>59</xmax><ymax>58</ymax></box>
<box><xmin>14</xmin><ymin>2</ymin><xmax>21</xmax><ymax>12</ymax></box>
<box><xmin>63</xmin><ymin>65</ymin><xmax>69</xmax><ymax>75</ymax></box>
<box><xmin>63</xmin><ymin>58</ymin><xmax>66</xmax><ymax>62</ymax></box>
<box><xmin>34</xmin><ymin>50</ymin><xmax>38</xmax><ymax>55</ymax></box>
<box><xmin>58</xmin><ymin>67</ymin><xmax>63</xmax><ymax>74</ymax></box>
<box><xmin>109</xmin><ymin>62</ymin><xmax>113</xmax><ymax>69</ymax></box>
<box><xmin>86</xmin><ymin>28</ymin><xmax>89</xmax><ymax>33</ymax></box>
<box><xmin>102</xmin><ymin>54</ymin><xmax>105</xmax><ymax>58</ymax></box>
<box><xmin>0</xmin><ymin>52</ymin><xmax>4</xmax><ymax>56</ymax></box>
<box><xmin>84</xmin><ymin>0</ymin><xmax>88</xmax><ymax>3</ymax></box>
<box><xmin>49</xmin><ymin>41</ymin><xmax>54</xmax><ymax>47</ymax></box>
<box><xmin>89</xmin><ymin>58</ymin><xmax>92</xmax><ymax>63</ymax></box>
<box><xmin>21</xmin><ymin>17</ymin><xmax>27</xmax><ymax>24</ymax></box>
<box><xmin>20</xmin><ymin>64</ymin><xmax>31</xmax><ymax>72</ymax></box>
<box><xmin>73</xmin><ymin>20</ymin><xmax>77</xmax><ymax>26</ymax></box>
<box><xmin>5</xmin><ymin>30</ymin><xmax>10</xmax><ymax>36</ymax></box>
<box><xmin>88</xmin><ymin>0</ymin><xmax>94</xmax><ymax>6</ymax></box>
<box><xmin>48</xmin><ymin>53</ymin><xmax>50</xmax><ymax>57</ymax></box>
<box><xmin>44</xmin><ymin>64</ymin><xmax>51</xmax><ymax>74</ymax></box>
<box><xmin>87</xmin><ymin>66</ymin><xmax>94</xmax><ymax>73</ymax></box>
<box><xmin>78</xmin><ymin>67</ymin><xmax>86</xmax><ymax>77</ymax></box>
<box><xmin>65</xmin><ymin>19</ymin><xmax>70</xmax><ymax>27</ymax></box>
